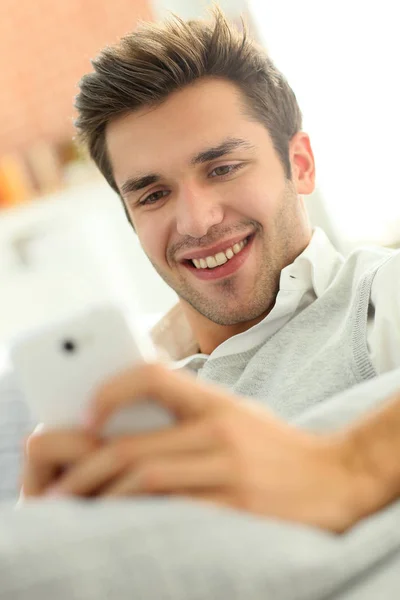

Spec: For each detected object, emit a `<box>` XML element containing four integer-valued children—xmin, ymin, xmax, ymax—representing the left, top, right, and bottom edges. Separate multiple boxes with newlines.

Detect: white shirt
<box><xmin>151</xmin><ymin>227</ymin><xmax>400</xmax><ymax>375</ymax></box>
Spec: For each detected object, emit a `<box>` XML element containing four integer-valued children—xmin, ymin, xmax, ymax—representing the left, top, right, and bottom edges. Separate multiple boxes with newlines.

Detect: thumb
<box><xmin>87</xmin><ymin>362</ymin><xmax>231</xmax><ymax>431</ymax></box>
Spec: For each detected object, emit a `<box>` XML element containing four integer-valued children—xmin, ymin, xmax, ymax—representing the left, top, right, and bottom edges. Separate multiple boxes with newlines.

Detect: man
<box><xmin>21</xmin><ymin>7</ymin><xmax>400</xmax><ymax>534</ymax></box>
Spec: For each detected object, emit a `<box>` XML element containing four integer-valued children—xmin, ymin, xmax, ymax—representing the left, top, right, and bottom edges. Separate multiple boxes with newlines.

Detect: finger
<box><xmin>47</xmin><ymin>445</ymin><xmax>126</xmax><ymax>497</ymax></box>
<box><xmin>23</xmin><ymin>430</ymin><xmax>99</xmax><ymax>497</ymax></box>
<box><xmin>51</xmin><ymin>420</ymin><xmax>220</xmax><ymax>497</ymax></box>
<box><xmin>88</xmin><ymin>363</ymin><xmax>231</xmax><ymax>431</ymax></box>
<box><xmin>114</xmin><ymin>419</ymin><xmax>220</xmax><ymax>459</ymax></box>
<box><xmin>102</xmin><ymin>452</ymin><xmax>234</xmax><ymax>496</ymax></box>
<box><xmin>22</xmin><ymin>432</ymin><xmax>55</xmax><ymax>497</ymax></box>
<box><xmin>26</xmin><ymin>429</ymin><xmax>99</xmax><ymax>465</ymax></box>
<box><xmin>22</xmin><ymin>461</ymin><xmax>57</xmax><ymax>497</ymax></box>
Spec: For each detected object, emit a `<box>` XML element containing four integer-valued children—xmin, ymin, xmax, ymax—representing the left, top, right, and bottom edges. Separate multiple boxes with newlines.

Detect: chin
<box><xmin>197</xmin><ymin>301</ymin><xmax>268</xmax><ymax>326</ymax></box>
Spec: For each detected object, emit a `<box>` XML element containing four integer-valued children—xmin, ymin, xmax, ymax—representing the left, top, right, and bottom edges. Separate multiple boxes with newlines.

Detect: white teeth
<box><xmin>191</xmin><ymin>237</ymin><xmax>249</xmax><ymax>269</ymax></box>
<box><xmin>215</xmin><ymin>252</ymin><xmax>228</xmax><ymax>266</ymax></box>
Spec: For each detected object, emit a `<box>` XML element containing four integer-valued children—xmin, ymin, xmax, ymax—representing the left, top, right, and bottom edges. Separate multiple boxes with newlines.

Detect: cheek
<box><xmin>229</xmin><ymin>182</ymin><xmax>273</xmax><ymax>219</ymax></box>
<box><xmin>136</xmin><ymin>215</ymin><xmax>171</xmax><ymax>266</ymax></box>
<box><xmin>224</xmin><ymin>169</ymin><xmax>274</xmax><ymax>214</ymax></box>
<box><xmin>246</xmin><ymin>171</ymin><xmax>286</xmax><ymax>217</ymax></box>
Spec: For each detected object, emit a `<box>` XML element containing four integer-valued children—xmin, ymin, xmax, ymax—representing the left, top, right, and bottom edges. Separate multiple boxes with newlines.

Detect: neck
<box><xmin>180</xmin><ymin>299</ymin><xmax>277</xmax><ymax>355</ymax></box>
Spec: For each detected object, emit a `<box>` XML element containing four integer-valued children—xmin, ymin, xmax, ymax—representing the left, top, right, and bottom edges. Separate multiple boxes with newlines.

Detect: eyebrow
<box><xmin>120</xmin><ymin>174</ymin><xmax>160</xmax><ymax>196</ymax></box>
<box><xmin>190</xmin><ymin>137</ymin><xmax>255</xmax><ymax>165</ymax></box>
<box><xmin>119</xmin><ymin>137</ymin><xmax>255</xmax><ymax>197</ymax></box>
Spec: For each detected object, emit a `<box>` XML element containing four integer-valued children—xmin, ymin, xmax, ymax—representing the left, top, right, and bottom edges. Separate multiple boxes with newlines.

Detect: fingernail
<box><xmin>81</xmin><ymin>411</ymin><xmax>95</xmax><ymax>431</ymax></box>
<box><xmin>45</xmin><ymin>485</ymin><xmax>64</xmax><ymax>498</ymax></box>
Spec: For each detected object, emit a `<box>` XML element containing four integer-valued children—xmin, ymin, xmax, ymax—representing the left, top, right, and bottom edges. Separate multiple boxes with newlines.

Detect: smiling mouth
<box><xmin>182</xmin><ymin>234</ymin><xmax>253</xmax><ymax>270</ymax></box>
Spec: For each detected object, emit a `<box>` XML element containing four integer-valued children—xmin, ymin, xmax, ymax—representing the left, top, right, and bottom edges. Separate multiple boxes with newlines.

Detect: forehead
<box><xmin>106</xmin><ymin>78</ymin><xmax>268</xmax><ymax>181</ymax></box>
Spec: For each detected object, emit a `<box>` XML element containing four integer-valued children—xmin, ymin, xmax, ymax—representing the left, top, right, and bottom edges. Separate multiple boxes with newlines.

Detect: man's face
<box><xmin>106</xmin><ymin>78</ymin><xmax>314</xmax><ymax>326</ymax></box>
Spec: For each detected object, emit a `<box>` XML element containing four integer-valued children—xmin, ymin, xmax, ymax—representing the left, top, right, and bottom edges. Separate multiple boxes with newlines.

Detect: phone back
<box><xmin>10</xmin><ymin>305</ymin><xmax>148</xmax><ymax>429</ymax></box>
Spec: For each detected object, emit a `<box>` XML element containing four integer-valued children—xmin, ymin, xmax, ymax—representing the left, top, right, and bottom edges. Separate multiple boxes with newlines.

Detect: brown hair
<box><xmin>74</xmin><ymin>5</ymin><xmax>302</xmax><ymax>197</ymax></box>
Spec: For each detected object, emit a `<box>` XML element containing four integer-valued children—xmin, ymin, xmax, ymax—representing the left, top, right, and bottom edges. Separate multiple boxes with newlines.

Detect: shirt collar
<box><xmin>150</xmin><ymin>227</ymin><xmax>344</xmax><ymax>361</ymax></box>
<box><xmin>279</xmin><ymin>226</ymin><xmax>344</xmax><ymax>297</ymax></box>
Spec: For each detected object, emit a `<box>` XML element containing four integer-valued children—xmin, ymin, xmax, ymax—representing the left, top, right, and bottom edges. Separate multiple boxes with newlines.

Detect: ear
<box><xmin>289</xmin><ymin>131</ymin><xmax>316</xmax><ymax>195</ymax></box>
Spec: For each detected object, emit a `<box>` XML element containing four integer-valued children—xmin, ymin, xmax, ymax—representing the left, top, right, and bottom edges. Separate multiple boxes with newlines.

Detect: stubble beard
<box><xmin>146</xmin><ymin>182</ymin><xmax>304</xmax><ymax>326</ymax></box>
<box><xmin>148</xmin><ymin>229</ymin><xmax>281</xmax><ymax>326</ymax></box>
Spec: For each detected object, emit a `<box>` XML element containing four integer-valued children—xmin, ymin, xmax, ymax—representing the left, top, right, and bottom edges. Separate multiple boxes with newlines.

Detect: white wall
<box><xmin>249</xmin><ymin>0</ymin><xmax>400</xmax><ymax>250</ymax></box>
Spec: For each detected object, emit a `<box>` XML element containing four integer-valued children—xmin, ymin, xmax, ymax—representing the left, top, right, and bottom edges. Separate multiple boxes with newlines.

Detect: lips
<box><xmin>177</xmin><ymin>233</ymin><xmax>253</xmax><ymax>263</ymax></box>
<box><xmin>182</xmin><ymin>233</ymin><xmax>254</xmax><ymax>281</ymax></box>
<box><xmin>191</xmin><ymin>236</ymin><xmax>248</xmax><ymax>269</ymax></box>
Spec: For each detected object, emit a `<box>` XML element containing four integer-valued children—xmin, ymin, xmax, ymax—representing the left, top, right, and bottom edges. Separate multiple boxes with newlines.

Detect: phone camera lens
<box><xmin>62</xmin><ymin>339</ymin><xmax>76</xmax><ymax>353</ymax></box>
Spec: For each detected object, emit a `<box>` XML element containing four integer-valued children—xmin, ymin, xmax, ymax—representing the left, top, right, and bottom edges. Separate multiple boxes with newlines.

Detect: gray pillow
<box><xmin>1</xmin><ymin>367</ymin><xmax>400</xmax><ymax>599</ymax></box>
<box><xmin>1</xmin><ymin>497</ymin><xmax>399</xmax><ymax>600</ymax></box>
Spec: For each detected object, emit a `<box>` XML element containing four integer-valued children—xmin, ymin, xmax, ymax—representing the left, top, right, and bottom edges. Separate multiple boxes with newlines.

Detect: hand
<box><xmin>22</xmin><ymin>428</ymin><xmax>100</xmax><ymax>498</ymax></box>
<box><xmin>45</xmin><ymin>363</ymin><xmax>367</xmax><ymax>532</ymax></box>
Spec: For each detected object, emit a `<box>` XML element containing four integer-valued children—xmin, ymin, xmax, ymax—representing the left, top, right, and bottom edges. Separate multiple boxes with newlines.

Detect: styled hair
<box><xmin>74</xmin><ymin>5</ymin><xmax>302</xmax><ymax>196</ymax></box>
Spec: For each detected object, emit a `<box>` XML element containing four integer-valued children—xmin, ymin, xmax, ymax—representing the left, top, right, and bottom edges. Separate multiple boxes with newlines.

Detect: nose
<box><xmin>175</xmin><ymin>183</ymin><xmax>224</xmax><ymax>239</ymax></box>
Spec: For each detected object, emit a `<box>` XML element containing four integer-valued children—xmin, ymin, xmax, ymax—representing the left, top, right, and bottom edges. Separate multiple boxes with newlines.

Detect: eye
<box><xmin>208</xmin><ymin>163</ymin><xmax>243</xmax><ymax>178</ymax></box>
<box><xmin>140</xmin><ymin>190</ymin><xmax>169</xmax><ymax>206</ymax></box>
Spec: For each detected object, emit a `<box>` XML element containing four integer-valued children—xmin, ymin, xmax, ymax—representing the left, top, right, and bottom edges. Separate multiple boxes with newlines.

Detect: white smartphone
<box><xmin>9</xmin><ymin>304</ymin><xmax>174</xmax><ymax>437</ymax></box>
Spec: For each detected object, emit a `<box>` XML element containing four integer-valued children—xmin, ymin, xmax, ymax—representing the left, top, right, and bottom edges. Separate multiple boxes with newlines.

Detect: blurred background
<box><xmin>0</xmin><ymin>0</ymin><xmax>399</xmax><ymax>366</ymax></box>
